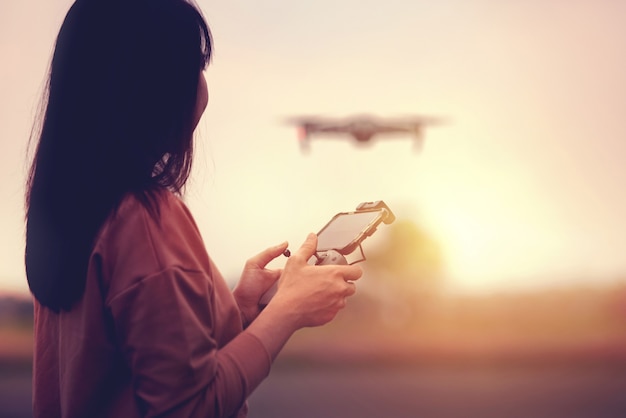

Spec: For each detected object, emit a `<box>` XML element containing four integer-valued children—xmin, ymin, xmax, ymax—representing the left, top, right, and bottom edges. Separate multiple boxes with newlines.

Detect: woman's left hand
<box><xmin>232</xmin><ymin>241</ymin><xmax>289</xmax><ymax>328</ymax></box>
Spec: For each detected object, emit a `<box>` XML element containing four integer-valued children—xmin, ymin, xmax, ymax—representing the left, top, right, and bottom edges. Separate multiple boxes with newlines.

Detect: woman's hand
<box><xmin>269</xmin><ymin>233</ymin><xmax>363</xmax><ymax>329</ymax></box>
<box><xmin>232</xmin><ymin>241</ymin><xmax>289</xmax><ymax>328</ymax></box>
<box><xmin>244</xmin><ymin>233</ymin><xmax>363</xmax><ymax>362</ymax></box>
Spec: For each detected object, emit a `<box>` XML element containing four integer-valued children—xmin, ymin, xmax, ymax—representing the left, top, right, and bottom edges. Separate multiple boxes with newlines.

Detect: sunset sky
<box><xmin>1</xmin><ymin>0</ymin><xmax>626</xmax><ymax>296</ymax></box>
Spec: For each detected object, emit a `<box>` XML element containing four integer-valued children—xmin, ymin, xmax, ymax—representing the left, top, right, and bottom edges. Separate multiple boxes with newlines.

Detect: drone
<box><xmin>286</xmin><ymin>114</ymin><xmax>445</xmax><ymax>152</ymax></box>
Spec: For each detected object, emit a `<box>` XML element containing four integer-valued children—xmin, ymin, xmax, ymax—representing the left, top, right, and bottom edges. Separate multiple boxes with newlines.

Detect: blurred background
<box><xmin>2</xmin><ymin>0</ymin><xmax>626</xmax><ymax>417</ymax></box>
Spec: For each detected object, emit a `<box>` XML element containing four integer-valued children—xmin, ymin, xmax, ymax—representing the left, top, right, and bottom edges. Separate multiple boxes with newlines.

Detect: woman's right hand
<box><xmin>268</xmin><ymin>233</ymin><xmax>363</xmax><ymax>330</ymax></box>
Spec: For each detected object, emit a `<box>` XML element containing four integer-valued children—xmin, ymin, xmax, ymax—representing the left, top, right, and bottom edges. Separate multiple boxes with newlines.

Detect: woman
<box><xmin>25</xmin><ymin>1</ymin><xmax>362</xmax><ymax>417</ymax></box>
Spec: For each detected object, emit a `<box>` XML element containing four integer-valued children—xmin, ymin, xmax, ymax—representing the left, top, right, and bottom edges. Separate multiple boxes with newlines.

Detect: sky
<box><xmin>1</xmin><ymin>0</ymin><xmax>626</xmax><ymax>296</ymax></box>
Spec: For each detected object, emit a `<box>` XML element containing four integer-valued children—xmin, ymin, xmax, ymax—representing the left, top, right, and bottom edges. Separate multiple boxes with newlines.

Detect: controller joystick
<box><xmin>314</xmin><ymin>250</ymin><xmax>348</xmax><ymax>266</ymax></box>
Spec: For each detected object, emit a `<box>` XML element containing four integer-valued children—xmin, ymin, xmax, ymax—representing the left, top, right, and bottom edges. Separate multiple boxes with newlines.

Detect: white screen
<box><xmin>317</xmin><ymin>211</ymin><xmax>382</xmax><ymax>252</ymax></box>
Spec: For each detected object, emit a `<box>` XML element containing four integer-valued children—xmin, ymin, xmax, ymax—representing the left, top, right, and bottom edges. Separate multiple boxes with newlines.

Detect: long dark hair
<box><xmin>25</xmin><ymin>0</ymin><xmax>212</xmax><ymax>312</ymax></box>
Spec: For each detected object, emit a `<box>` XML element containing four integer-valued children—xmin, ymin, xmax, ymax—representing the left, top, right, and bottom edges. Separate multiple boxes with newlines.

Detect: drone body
<box><xmin>287</xmin><ymin>114</ymin><xmax>444</xmax><ymax>152</ymax></box>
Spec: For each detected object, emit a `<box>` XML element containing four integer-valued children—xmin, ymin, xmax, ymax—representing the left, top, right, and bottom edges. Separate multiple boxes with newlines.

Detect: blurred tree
<box><xmin>356</xmin><ymin>218</ymin><xmax>446</xmax><ymax>328</ymax></box>
<box><xmin>0</xmin><ymin>296</ymin><xmax>33</xmax><ymax>328</ymax></box>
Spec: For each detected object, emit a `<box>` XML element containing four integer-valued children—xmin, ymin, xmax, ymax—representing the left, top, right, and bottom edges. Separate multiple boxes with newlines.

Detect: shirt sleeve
<box><xmin>98</xmin><ymin>192</ymin><xmax>272</xmax><ymax>417</ymax></box>
<box><xmin>107</xmin><ymin>267</ymin><xmax>271</xmax><ymax>418</ymax></box>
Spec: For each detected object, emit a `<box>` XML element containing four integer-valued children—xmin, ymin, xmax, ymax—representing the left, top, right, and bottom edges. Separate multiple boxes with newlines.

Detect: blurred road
<box><xmin>3</xmin><ymin>365</ymin><xmax>626</xmax><ymax>418</ymax></box>
<box><xmin>0</xmin><ymin>373</ymin><xmax>31</xmax><ymax>418</ymax></box>
<box><xmin>248</xmin><ymin>365</ymin><xmax>626</xmax><ymax>418</ymax></box>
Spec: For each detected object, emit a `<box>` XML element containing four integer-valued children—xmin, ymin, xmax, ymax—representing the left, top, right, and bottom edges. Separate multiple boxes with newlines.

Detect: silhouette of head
<box><xmin>26</xmin><ymin>0</ymin><xmax>212</xmax><ymax>311</ymax></box>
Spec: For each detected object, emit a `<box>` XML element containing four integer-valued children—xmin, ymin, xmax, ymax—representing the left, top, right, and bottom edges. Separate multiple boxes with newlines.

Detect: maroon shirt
<box><xmin>33</xmin><ymin>191</ymin><xmax>271</xmax><ymax>418</ymax></box>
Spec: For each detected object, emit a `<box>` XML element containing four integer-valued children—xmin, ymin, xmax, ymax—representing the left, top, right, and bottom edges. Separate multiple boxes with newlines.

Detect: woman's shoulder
<box><xmin>94</xmin><ymin>189</ymin><xmax>210</xmax><ymax>283</ymax></box>
<box><xmin>115</xmin><ymin>188</ymin><xmax>187</xmax><ymax>220</ymax></box>
<box><xmin>108</xmin><ymin>189</ymin><xmax>198</xmax><ymax>236</ymax></box>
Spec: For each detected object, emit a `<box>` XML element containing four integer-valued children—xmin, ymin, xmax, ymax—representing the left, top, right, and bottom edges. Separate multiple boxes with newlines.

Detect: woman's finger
<box><xmin>292</xmin><ymin>233</ymin><xmax>318</xmax><ymax>263</ymax></box>
<box><xmin>246</xmin><ymin>241</ymin><xmax>289</xmax><ymax>269</ymax></box>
